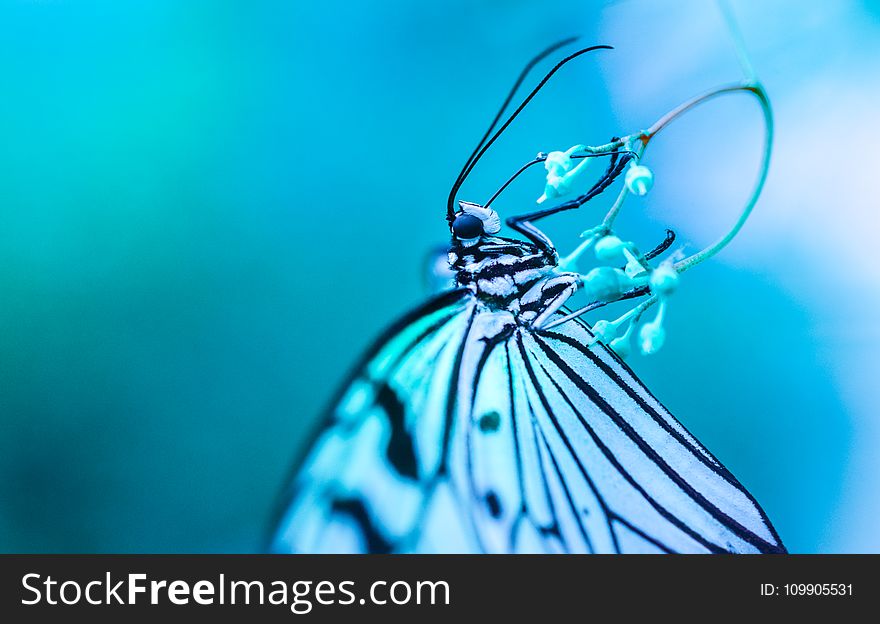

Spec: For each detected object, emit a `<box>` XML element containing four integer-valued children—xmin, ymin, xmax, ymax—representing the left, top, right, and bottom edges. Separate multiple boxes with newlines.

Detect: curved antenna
<box><xmin>446</xmin><ymin>37</ymin><xmax>579</xmax><ymax>223</ymax></box>
<box><xmin>447</xmin><ymin>43</ymin><xmax>614</xmax><ymax>223</ymax></box>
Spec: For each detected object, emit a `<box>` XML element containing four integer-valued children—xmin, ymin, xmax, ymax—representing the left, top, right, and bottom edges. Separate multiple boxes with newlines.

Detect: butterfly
<box><xmin>269</xmin><ymin>40</ymin><xmax>786</xmax><ymax>554</ymax></box>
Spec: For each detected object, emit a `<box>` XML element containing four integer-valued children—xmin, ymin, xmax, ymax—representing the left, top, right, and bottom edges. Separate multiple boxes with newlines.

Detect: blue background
<box><xmin>1</xmin><ymin>0</ymin><xmax>877</xmax><ymax>552</ymax></box>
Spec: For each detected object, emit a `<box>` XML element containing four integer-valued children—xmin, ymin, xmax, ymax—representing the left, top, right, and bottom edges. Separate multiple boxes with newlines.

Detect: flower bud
<box><xmin>594</xmin><ymin>235</ymin><xmax>627</xmax><ymax>262</ymax></box>
<box><xmin>625</xmin><ymin>164</ymin><xmax>654</xmax><ymax>196</ymax></box>
<box><xmin>591</xmin><ymin>319</ymin><xmax>618</xmax><ymax>343</ymax></box>
<box><xmin>639</xmin><ymin>318</ymin><xmax>666</xmax><ymax>354</ymax></box>
<box><xmin>581</xmin><ymin>267</ymin><xmax>633</xmax><ymax>301</ymax></box>
<box><xmin>649</xmin><ymin>263</ymin><xmax>679</xmax><ymax>297</ymax></box>
<box><xmin>610</xmin><ymin>333</ymin><xmax>632</xmax><ymax>358</ymax></box>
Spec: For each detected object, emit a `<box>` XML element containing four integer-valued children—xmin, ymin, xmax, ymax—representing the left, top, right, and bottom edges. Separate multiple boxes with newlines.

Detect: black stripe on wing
<box><xmin>329</xmin><ymin>498</ymin><xmax>393</xmax><ymax>554</ymax></box>
<box><xmin>517</xmin><ymin>334</ymin><xmax>685</xmax><ymax>552</ymax></box>
<box><xmin>268</xmin><ymin>289</ymin><xmax>474</xmax><ymax>552</ymax></box>
<box><xmin>521</xmin><ymin>335</ymin><xmax>714</xmax><ymax>552</ymax></box>
<box><xmin>375</xmin><ymin>382</ymin><xmax>418</xmax><ymax>480</ymax></box>
<box><xmin>560</xmin><ymin>319</ymin><xmax>785</xmax><ymax>551</ymax></box>
<box><xmin>465</xmin><ymin>329</ymin><xmax>609</xmax><ymax>553</ymax></box>
<box><xmin>522</xmin><ymin>327</ymin><xmax>784</xmax><ymax>553</ymax></box>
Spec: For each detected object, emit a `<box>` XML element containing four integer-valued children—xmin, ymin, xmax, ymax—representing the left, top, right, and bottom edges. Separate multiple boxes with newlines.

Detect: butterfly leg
<box><xmin>520</xmin><ymin>272</ymin><xmax>581</xmax><ymax>329</ymax></box>
<box><xmin>525</xmin><ymin>234</ymin><xmax>671</xmax><ymax>335</ymax></box>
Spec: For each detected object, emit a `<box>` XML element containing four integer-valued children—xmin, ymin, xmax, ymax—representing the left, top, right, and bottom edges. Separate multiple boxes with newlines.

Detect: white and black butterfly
<box><xmin>270</xmin><ymin>41</ymin><xmax>785</xmax><ymax>554</ymax></box>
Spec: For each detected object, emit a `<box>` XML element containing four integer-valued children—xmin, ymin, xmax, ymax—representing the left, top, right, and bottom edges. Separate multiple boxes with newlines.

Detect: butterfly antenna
<box><xmin>447</xmin><ymin>37</ymin><xmax>578</xmax><ymax>217</ymax></box>
<box><xmin>447</xmin><ymin>41</ymin><xmax>614</xmax><ymax>224</ymax></box>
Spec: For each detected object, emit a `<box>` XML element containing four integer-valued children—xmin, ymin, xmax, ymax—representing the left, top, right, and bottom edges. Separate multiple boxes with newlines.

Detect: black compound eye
<box><xmin>452</xmin><ymin>213</ymin><xmax>484</xmax><ymax>240</ymax></box>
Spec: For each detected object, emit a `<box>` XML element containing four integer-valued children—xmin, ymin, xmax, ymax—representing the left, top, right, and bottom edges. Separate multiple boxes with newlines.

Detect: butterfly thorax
<box><xmin>448</xmin><ymin>235</ymin><xmax>557</xmax><ymax>310</ymax></box>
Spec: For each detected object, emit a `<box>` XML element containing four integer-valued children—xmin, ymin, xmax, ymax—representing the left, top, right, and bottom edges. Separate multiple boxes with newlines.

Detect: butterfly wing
<box><xmin>272</xmin><ymin>294</ymin><xmax>784</xmax><ymax>554</ymax></box>
<box><xmin>270</xmin><ymin>289</ymin><xmax>484</xmax><ymax>553</ymax></box>
<box><xmin>459</xmin><ymin>315</ymin><xmax>785</xmax><ymax>553</ymax></box>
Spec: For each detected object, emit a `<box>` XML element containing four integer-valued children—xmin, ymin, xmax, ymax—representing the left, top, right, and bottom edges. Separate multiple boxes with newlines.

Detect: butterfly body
<box><xmin>270</xmin><ymin>41</ymin><xmax>785</xmax><ymax>554</ymax></box>
<box><xmin>269</xmin><ymin>162</ymin><xmax>785</xmax><ymax>557</ymax></box>
<box><xmin>448</xmin><ymin>234</ymin><xmax>574</xmax><ymax>320</ymax></box>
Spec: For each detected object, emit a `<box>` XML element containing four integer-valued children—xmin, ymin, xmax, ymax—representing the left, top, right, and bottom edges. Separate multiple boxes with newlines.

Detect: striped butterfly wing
<box><xmin>460</xmin><ymin>314</ymin><xmax>785</xmax><ymax>553</ymax></box>
<box><xmin>272</xmin><ymin>293</ymin><xmax>784</xmax><ymax>553</ymax></box>
<box><xmin>271</xmin><ymin>289</ymin><xmax>483</xmax><ymax>553</ymax></box>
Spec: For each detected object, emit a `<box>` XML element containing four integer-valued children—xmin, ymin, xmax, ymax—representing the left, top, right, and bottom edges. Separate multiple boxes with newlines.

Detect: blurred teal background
<box><xmin>1</xmin><ymin>0</ymin><xmax>877</xmax><ymax>552</ymax></box>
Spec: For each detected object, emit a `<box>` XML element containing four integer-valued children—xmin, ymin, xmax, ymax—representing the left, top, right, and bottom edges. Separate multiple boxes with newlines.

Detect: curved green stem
<box><xmin>588</xmin><ymin>81</ymin><xmax>772</xmax><ymax>274</ymax></box>
<box><xmin>670</xmin><ymin>81</ymin><xmax>772</xmax><ymax>273</ymax></box>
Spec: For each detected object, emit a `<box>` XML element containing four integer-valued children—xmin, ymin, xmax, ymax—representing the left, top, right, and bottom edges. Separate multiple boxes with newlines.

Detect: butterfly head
<box><xmin>450</xmin><ymin>201</ymin><xmax>501</xmax><ymax>247</ymax></box>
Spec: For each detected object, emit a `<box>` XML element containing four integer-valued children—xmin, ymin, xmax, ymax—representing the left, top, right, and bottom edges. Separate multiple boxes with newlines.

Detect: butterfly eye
<box><xmin>452</xmin><ymin>213</ymin><xmax>484</xmax><ymax>240</ymax></box>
